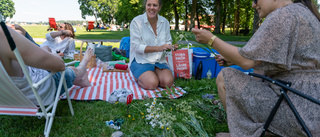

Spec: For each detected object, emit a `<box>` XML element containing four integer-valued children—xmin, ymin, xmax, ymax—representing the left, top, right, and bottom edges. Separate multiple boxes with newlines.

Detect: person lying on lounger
<box><xmin>0</xmin><ymin>25</ymin><xmax>91</xmax><ymax>106</ymax></box>
<box><xmin>11</xmin><ymin>22</ymin><xmax>76</xmax><ymax>57</ymax></box>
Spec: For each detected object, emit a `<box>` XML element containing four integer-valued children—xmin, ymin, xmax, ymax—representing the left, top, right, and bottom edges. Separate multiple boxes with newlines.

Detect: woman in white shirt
<box><xmin>129</xmin><ymin>0</ymin><xmax>178</xmax><ymax>90</ymax></box>
<box><xmin>40</xmin><ymin>22</ymin><xmax>76</xmax><ymax>57</ymax></box>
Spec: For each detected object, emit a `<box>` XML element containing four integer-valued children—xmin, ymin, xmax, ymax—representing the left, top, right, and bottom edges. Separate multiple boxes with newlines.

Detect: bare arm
<box><xmin>49</xmin><ymin>30</ymin><xmax>73</xmax><ymax>38</ymax></box>
<box><xmin>144</xmin><ymin>43</ymin><xmax>174</xmax><ymax>53</ymax></box>
<box><xmin>0</xmin><ymin>26</ymin><xmax>65</xmax><ymax>75</ymax></box>
<box><xmin>192</xmin><ymin>28</ymin><xmax>259</xmax><ymax>70</ymax></box>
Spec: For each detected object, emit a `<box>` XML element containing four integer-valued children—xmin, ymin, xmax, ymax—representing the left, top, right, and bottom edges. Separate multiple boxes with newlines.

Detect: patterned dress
<box><xmin>222</xmin><ymin>3</ymin><xmax>320</xmax><ymax>137</ymax></box>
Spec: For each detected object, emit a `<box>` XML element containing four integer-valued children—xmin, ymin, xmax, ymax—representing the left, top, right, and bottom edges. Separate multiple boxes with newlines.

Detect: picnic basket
<box><xmin>74</xmin><ymin>41</ymin><xmax>97</xmax><ymax>69</ymax></box>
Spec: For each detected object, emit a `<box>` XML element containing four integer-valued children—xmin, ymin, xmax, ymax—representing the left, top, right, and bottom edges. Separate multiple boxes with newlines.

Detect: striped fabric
<box><xmin>68</xmin><ymin>67</ymin><xmax>187</xmax><ymax>101</ymax></box>
<box><xmin>0</xmin><ymin>106</ymin><xmax>38</xmax><ymax>116</ymax></box>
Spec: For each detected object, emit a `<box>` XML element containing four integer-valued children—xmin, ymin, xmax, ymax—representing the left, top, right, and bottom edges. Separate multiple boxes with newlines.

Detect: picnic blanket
<box><xmin>67</xmin><ymin>67</ymin><xmax>187</xmax><ymax>101</ymax></box>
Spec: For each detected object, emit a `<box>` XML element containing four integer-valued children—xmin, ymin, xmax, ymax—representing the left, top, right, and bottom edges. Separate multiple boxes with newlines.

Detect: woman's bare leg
<box><xmin>216</xmin><ymin>71</ymin><xmax>227</xmax><ymax>110</ymax></box>
<box><xmin>70</xmin><ymin>48</ymin><xmax>93</xmax><ymax>87</ymax></box>
<box><xmin>138</xmin><ymin>71</ymin><xmax>159</xmax><ymax>90</ymax></box>
<box><xmin>155</xmin><ymin>68</ymin><xmax>174</xmax><ymax>88</ymax></box>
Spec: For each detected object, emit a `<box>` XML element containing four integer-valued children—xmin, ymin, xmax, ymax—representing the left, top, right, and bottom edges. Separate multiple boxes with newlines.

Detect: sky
<box><xmin>10</xmin><ymin>0</ymin><xmax>95</xmax><ymax>22</ymax></box>
<box><xmin>9</xmin><ymin>0</ymin><xmax>320</xmax><ymax>22</ymax></box>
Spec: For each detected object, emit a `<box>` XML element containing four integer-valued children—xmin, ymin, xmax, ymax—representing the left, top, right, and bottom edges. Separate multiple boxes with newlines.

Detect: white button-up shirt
<box><xmin>40</xmin><ymin>32</ymin><xmax>75</xmax><ymax>54</ymax></box>
<box><xmin>129</xmin><ymin>12</ymin><xmax>172</xmax><ymax>66</ymax></box>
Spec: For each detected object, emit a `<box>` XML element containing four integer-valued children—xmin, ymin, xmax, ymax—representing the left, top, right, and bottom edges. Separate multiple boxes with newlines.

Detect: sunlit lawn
<box><xmin>0</xmin><ymin>25</ymin><xmax>253</xmax><ymax>136</ymax></box>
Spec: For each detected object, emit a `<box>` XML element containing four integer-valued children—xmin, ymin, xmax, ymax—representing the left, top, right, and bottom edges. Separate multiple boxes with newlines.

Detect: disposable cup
<box><xmin>88</xmin><ymin>43</ymin><xmax>95</xmax><ymax>55</ymax></box>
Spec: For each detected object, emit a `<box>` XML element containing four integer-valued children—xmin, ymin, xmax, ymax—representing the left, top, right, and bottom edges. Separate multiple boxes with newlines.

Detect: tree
<box><xmin>78</xmin><ymin>0</ymin><xmax>119</xmax><ymax>24</ymax></box>
<box><xmin>0</xmin><ymin>0</ymin><xmax>15</xmax><ymax>21</ymax></box>
<box><xmin>190</xmin><ymin>0</ymin><xmax>197</xmax><ymax>30</ymax></box>
<box><xmin>214</xmin><ymin>0</ymin><xmax>221</xmax><ymax>34</ymax></box>
<box><xmin>184</xmin><ymin>0</ymin><xmax>188</xmax><ymax>31</ymax></box>
<box><xmin>78</xmin><ymin>0</ymin><xmax>99</xmax><ymax>22</ymax></box>
<box><xmin>233</xmin><ymin>0</ymin><xmax>240</xmax><ymax>35</ymax></box>
<box><xmin>114</xmin><ymin>0</ymin><xmax>144</xmax><ymax>25</ymax></box>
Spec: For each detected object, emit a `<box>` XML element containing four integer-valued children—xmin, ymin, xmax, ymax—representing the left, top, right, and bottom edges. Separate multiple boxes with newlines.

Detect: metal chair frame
<box><xmin>248</xmin><ymin>73</ymin><xmax>320</xmax><ymax>137</ymax></box>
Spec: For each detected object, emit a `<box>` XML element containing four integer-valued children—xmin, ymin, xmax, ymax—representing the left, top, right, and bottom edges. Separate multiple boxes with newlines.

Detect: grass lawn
<box><xmin>0</xmin><ymin>25</ymin><xmax>252</xmax><ymax>136</ymax></box>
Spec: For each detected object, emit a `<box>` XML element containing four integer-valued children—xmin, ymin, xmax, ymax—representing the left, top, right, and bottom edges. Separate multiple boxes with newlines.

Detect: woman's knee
<box><xmin>140</xmin><ymin>79</ymin><xmax>159</xmax><ymax>89</ymax></box>
<box><xmin>159</xmin><ymin>77</ymin><xmax>174</xmax><ymax>88</ymax></box>
<box><xmin>138</xmin><ymin>73</ymin><xmax>159</xmax><ymax>90</ymax></box>
<box><xmin>216</xmin><ymin>71</ymin><xmax>225</xmax><ymax>88</ymax></box>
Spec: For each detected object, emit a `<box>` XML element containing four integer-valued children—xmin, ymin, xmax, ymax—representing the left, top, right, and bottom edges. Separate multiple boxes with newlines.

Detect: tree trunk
<box><xmin>245</xmin><ymin>5</ymin><xmax>250</xmax><ymax>30</ymax></box>
<box><xmin>214</xmin><ymin>0</ymin><xmax>221</xmax><ymax>34</ymax></box>
<box><xmin>233</xmin><ymin>0</ymin><xmax>240</xmax><ymax>35</ymax></box>
<box><xmin>221</xmin><ymin>0</ymin><xmax>227</xmax><ymax>34</ymax></box>
<box><xmin>252</xmin><ymin>9</ymin><xmax>260</xmax><ymax>34</ymax></box>
<box><xmin>174</xmin><ymin>3</ymin><xmax>179</xmax><ymax>30</ymax></box>
<box><xmin>196</xmin><ymin>4</ymin><xmax>200</xmax><ymax>29</ymax></box>
<box><xmin>185</xmin><ymin>0</ymin><xmax>188</xmax><ymax>31</ymax></box>
<box><xmin>190</xmin><ymin>0</ymin><xmax>197</xmax><ymax>30</ymax></box>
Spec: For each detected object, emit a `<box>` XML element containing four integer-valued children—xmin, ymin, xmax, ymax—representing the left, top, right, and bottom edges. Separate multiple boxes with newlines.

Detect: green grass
<box><xmin>0</xmin><ymin>25</ymin><xmax>253</xmax><ymax>136</ymax></box>
<box><xmin>0</xmin><ymin>78</ymin><xmax>228</xmax><ymax>136</ymax></box>
<box><xmin>22</xmin><ymin>25</ymin><xmax>251</xmax><ymax>42</ymax></box>
<box><xmin>22</xmin><ymin>25</ymin><xmax>130</xmax><ymax>40</ymax></box>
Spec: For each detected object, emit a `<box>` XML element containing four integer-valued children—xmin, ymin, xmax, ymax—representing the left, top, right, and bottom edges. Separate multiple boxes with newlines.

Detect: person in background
<box><xmin>129</xmin><ymin>0</ymin><xmax>178</xmax><ymax>90</ymax></box>
<box><xmin>192</xmin><ymin>0</ymin><xmax>320</xmax><ymax>136</ymax></box>
<box><xmin>0</xmin><ymin>24</ymin><xmax>92</xmax><ymax>106</ymax></box>
<box><xmin>40</xmin><ymin>22</ymin><xmax>76</xmax><ymax>57</ymax></box>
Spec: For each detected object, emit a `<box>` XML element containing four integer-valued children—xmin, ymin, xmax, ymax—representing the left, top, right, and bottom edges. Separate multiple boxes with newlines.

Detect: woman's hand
<box><xmin>159</xmin><ymin>44</ymin><xmax>174</xmax><ymax>51</ymax></box>
<box><xmin>191</xmin><ymin>28</ymin><xmax>214</xmax><ymax>44</ymax></box>
<box><xmin>215</xmin><ymin>54</ymin><xmax>234</xmax><ymax>66</ymax></box>
<box><xmin>173</xmin><ymin>44</ymin><xmax>179</xmax><ymax>51</ymax></box>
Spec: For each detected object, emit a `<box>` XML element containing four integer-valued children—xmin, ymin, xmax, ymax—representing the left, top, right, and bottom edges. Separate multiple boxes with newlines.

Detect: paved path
<box><xmin>33</xmin><ymin>38</ymin><xmax>247</xmax><ymax>45</ymax></box>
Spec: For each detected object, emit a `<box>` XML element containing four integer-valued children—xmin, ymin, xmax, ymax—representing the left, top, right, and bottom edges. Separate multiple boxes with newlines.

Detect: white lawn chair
<box><xmin>0</xmin><ymin>20</ymin><xmax>77</xmax><ymax>137</ymax></box>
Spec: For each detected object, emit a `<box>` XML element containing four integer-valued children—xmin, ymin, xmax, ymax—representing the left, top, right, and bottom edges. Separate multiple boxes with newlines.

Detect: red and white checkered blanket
<box><xmin>68</xmin><ymin>67</ymin><xmax>187</xmax><ymax>101</ymax></box>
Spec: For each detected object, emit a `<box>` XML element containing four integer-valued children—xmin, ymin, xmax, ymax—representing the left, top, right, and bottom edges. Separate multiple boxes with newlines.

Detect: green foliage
<box><xmin>114</xmin><ymin>0</ymin><xmax>144</xmax><ymax>24</ymax></box>
<box><xmin>78</xmin><ymin>0</ymin><xmax>119</xmax><ymax>24</ymax></box>
<box><xmin>155</xmin><ymin>86</ymin><xmax>180</xmax><ymax>99</ymax></box>
<box><xmin>0</xmin><ymin>0</ymin><xmax>15</xmax><ymax>21</ymax></box>
<box><xmin>176</xmin><ymin>115</ymin><xmax>209</xmax><ymax>137</ymax></box>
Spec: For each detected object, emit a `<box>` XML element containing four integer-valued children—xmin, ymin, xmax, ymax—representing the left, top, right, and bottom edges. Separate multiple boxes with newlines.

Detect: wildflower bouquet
<box><xmin>144</xmin><ymin>98</ymin><xmax>176</xmax><ymax>130</ymax></box>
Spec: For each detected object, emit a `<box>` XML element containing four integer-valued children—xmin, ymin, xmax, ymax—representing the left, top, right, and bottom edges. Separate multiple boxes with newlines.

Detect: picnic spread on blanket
<box><xmin>66</xmin><ymin>67</ymin><xmax>187</xmax><ymax>101</ymax></box>
<box><xmin>65</xmin><ymin>40</ymin><xmax>253</xmax><ymax>102</ymax></box>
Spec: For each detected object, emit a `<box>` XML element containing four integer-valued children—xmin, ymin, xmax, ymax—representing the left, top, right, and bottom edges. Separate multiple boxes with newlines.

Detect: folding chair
<box><xmin>87</xmin><ymin>21</ymin><xmax>94</xmax><ymax>31</ymax></box>
<box><xmin>48</xmin><ymin>17</ymin><xmax>57</xmax><ymax>31</ymax></box>
<box><xmin>248</xmin><ymin>73</ymin><xmax>320</xmax><ymax>137</ymax></box>
<box><xmin>0</xmin><ymin>21</ymin><xmax>76</xmax><ymax>137</ymax></box>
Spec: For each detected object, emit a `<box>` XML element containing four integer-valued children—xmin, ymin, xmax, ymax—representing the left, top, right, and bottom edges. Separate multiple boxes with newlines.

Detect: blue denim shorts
<box><xmin>130</xmin><ymin>59</ymin><xmax>171</xmax><ymax>79</ymax></box>
<box><xmin>52</xmin><ymin>67</ymin><xmax>76</xmax><ymax>95</ymax></box>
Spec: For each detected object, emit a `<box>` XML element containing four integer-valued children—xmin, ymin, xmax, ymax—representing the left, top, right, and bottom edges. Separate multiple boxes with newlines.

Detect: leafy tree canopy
<box><xmin>0</xmin><ymin>0</ymin><xmax>15</xmax><ymax>21</ymax></box>
<box><xmin>78</xmin><ymin>0</ymin><xmax>119</xmax><ymax>24</ymax></box>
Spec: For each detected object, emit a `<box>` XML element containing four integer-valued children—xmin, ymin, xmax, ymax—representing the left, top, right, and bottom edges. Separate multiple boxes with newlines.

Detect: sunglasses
<box><xmin>253</xmin><ymin>0</ymin><xmax>258</xmax><ymax>4</ymax></box>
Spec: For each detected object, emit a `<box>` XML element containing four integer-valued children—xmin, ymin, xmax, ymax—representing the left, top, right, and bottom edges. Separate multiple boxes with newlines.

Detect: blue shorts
<box><xmin>52</xmin><ymin>67</ymin><xmax>76</xmax><ymax>95</ymax></box>
<box><xmin>130</xmin><ymin>59</ymin><xmax>171</xmax><ymax>79</ymax></box>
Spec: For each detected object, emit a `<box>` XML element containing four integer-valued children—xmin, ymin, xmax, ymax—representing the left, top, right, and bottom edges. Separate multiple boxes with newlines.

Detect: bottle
<box><xmin>195</xmin><ymin>61</ymin><xmax>203</xmax><ymax>80</ymax></box>
<box><xmin>206</xmin><ymin>69</ymin><xmax>212</xmax><ymax>79</ymax></box>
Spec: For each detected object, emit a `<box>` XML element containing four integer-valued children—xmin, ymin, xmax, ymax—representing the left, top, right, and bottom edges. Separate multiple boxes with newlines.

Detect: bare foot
<box><xmin>81</xmin><ymin>48</ymin><xmax>93</xmax><ymax>63</ymax></box>
<box><xmin>70</xmin><ymin>48</ymin><xmax>93</xmax><ymax>87</ymax></box>
<box><xmin>216</xmin><ymin>133</ymin><xmax>230</xmax><ymax>137</ymax></box>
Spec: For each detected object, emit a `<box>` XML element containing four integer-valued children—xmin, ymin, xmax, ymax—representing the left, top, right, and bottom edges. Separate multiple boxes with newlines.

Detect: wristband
<box><xmin>208</xmin><ymin>35</ymin><xmax>217</xmax><ymax>46</ymax></box>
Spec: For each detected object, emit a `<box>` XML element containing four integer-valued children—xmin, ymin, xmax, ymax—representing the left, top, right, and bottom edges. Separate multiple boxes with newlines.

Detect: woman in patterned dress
<box><xmin>192</xmin><ymin>0</ymin><xmax>320</xmax><ymax>136</ymax></box>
